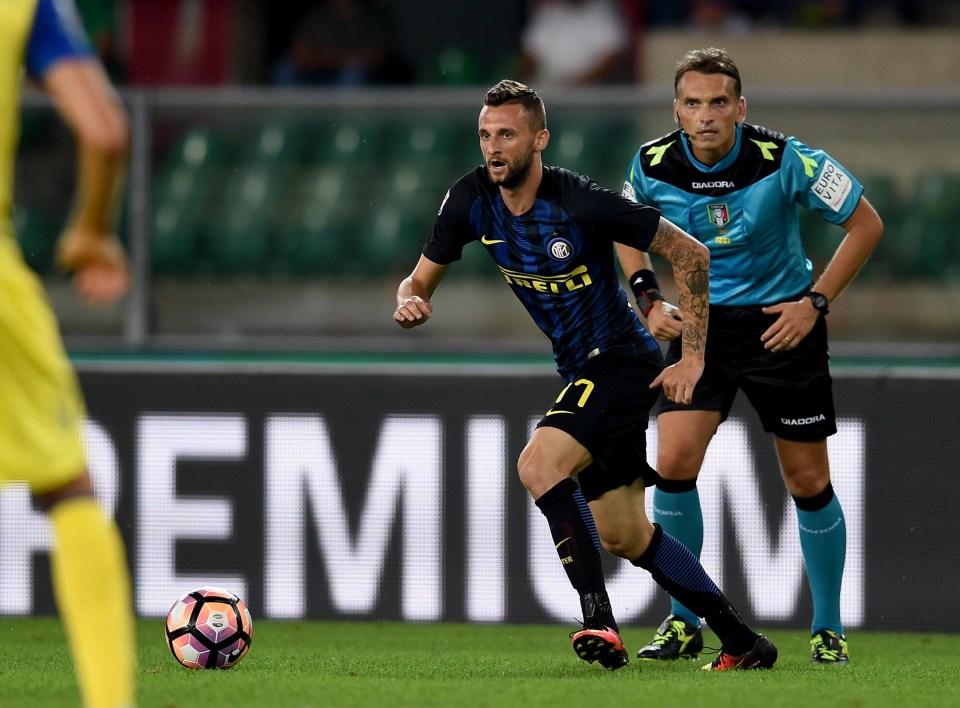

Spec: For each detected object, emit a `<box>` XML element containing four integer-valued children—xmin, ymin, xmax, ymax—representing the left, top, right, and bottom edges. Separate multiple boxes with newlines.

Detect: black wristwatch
<box><xmin>805</xmin><ymin>290</ymin><xmax>829</xmax><ymax>315</ymax></box>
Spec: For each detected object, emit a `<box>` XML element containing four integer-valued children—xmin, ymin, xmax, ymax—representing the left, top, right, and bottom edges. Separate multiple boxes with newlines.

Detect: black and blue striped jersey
<box><xmin>423</xmin><ymin>165</ymin><xmax>662</xmax><ymax>382</ymax></box>
<box><xmin>623</xmin><ymin>124</ymin><xmax>863</xmax><ymax>306</ymax></box>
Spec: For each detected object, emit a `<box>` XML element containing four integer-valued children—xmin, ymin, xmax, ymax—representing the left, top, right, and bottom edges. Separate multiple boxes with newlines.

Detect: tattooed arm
<box><xmin>642</xmin><ymin>217</ymin><xmax>710</xmax><ymax>404</ymax></box>
<box><xmin>614</xmin><ymin>243</ymin><xmax>682</xmax><ymax>341</ymax></box>
<box><xmin>645</xmin><ymin>217</ymin><xmax>709</xmax><ymax>353</ymax></box>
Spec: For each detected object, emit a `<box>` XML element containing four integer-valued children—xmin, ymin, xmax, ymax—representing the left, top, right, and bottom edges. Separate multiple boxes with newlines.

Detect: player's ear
<box><xmin>737</xmin><ymin>96</ymin><xmax>747</xmax><ymax>123</ymax></box>
<box><xmin>535</xmin><ymin>128</ymin><xmax>550</xmax><ymax>151</ymax></box>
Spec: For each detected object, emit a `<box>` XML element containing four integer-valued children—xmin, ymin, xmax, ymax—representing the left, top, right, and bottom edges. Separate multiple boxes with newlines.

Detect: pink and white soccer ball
<box><xmin>164</xmin><ymin>586</ymin><xmax>253</xmax><ymax>669</ymax></box>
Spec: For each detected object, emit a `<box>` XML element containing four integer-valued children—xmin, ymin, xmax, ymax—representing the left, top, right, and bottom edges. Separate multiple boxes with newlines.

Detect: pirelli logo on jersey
<box><xmin>812</xmin><ymin>159</ymin><xmax>853</xmax><ymax>212</ymax></box>
<box><xmin>499</xmin><ymin>264</ymin><xmax>593</xmax><ymax>294</ymax></box>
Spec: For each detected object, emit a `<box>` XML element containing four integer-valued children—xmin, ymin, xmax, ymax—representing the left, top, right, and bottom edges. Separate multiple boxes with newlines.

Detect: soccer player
<box><xmin>394</xmin><ymin>79</ymin><xmax>777</xmax><ymax>672</ymax></box>
<box><xmin>618</xmin><ymin>47</ymin><xmax>883</xmax><ymax>665</ymax></box>
<box><xmin>0</xmin><ymin>1</ymin><xmax>135</xmax><ymax>706</ymax></box>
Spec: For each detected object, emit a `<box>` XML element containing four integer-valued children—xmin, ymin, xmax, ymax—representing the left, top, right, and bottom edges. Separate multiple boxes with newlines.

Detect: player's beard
<box><xmin>486</xmin><ymin>146</ymin><xmax>536</xmax><ymax>189</ymax></box>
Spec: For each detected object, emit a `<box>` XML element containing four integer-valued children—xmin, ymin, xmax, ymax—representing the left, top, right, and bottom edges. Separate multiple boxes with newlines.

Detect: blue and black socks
<box><xmin>535</xmin><ymin>478</ymin><xmax>617</xmax><ymax>631</ymax></box>
<box><xmin>633</xmin><ymin>523</ymin><xmax>757</xmax><ymax>655</ymax></box>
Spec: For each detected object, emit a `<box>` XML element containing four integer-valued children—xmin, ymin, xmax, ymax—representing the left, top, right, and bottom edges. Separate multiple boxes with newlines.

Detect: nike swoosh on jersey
<box><xmin>555</xmin><ymin>536</ymin><xmax>572</xmax><ymax>549</ymax></box>
<box><xmin>545</xmin><ymin>409</ymin><xmax>574</xmax><ymax>416</ymax></box>
<box><xmin>480</xmin><ymin>235</ymin><xmax>506</xmax><ymax>245</ymax></box>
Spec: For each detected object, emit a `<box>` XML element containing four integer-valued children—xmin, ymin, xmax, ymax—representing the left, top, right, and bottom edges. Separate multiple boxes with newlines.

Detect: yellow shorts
<box><xmin>0</xmin><ymin>234</ymin><xmax>86</xmax><ymax>493</ymax></box>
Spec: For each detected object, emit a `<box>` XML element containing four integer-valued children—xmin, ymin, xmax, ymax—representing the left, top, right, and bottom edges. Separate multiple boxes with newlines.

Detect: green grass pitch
<box><xmin>1</xmin><ymin>617</ymin><xmax>958</xmax><ymax>707</ymax></box>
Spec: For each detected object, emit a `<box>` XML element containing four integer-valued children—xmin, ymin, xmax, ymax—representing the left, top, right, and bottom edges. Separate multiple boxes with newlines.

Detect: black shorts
<box><xmin>536</xmin><ymin>333</ymin><xmax>663</xmax><ymax>502</ymax></box>
<box><xmin>655</xmin><ymin>299</ymin><xmax>836</xmax><ymax>442</ymax></box>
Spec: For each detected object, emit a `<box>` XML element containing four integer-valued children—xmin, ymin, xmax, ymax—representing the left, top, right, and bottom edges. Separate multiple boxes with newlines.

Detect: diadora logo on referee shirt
<box><xmin>692</xmin><ymin>180</ymin><xmax>735</xmax><ymax>189</ymax></box>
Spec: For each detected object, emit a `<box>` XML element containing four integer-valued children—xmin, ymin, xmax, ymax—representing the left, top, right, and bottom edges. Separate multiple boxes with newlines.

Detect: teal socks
<box><xmin>652</xmin><ymin>484</ymin><xmax>704</xmax><ymax>628</ymax></box>
<box><xmin>795</xmin><ymin>486</ymin><xmax>846</xmax><ymax>635</ymax></box>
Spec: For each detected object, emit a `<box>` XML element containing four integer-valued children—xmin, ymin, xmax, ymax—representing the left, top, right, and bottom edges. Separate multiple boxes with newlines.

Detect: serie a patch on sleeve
<box><xmin>811</xmin><ymin>159</ymin><xmax>853</xmax><ymax>212</ymax></box>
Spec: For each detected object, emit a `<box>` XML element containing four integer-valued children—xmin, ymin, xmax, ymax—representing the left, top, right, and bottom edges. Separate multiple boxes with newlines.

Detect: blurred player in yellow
<box><xmin>1</xmin><ymin>1</ymin><xmax>134</xmax><ymax>706</ymax></box>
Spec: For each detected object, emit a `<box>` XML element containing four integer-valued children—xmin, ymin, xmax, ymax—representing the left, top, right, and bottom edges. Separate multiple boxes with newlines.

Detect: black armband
<box><xmin>628</xmin><ymin>269</ymin><xmax>663</xmax><ymax>317</ymax></box>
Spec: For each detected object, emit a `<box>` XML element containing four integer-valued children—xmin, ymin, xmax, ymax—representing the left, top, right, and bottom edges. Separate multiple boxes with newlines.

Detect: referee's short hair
<box><xmin>675</xmin><ymin>47</ymin><xmax>742</xmax><ymax>98</ymax></box>
<box><xmin>484</xmin><ymin>80</ymin><xmax>547</xmax><ymax>130</ymax></box>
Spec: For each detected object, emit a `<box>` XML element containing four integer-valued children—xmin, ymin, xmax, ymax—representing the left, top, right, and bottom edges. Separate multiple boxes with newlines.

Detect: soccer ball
<box><xmin>164</xmin><ymin>586</ymin><xmax>253</xmax><ymax>669</ymax></box>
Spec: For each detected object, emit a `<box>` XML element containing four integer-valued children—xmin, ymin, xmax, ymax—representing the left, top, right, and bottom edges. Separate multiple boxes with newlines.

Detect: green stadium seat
<box><xmin>243</xmin><ymin>119</ymin><xmax>311</xmax><ymax>167</ymax></box>
<box><xmin>859</xmin><ymin>173</ymin><xmax>899</xmax><ymax>219</ymax></box>
<box><xmin>165</xmin><ymin>126</ymin><xmax>231</xmax><ymax>172</ymax></box>
<box><xmin>852</xmin><ymin>173</ymin><xmax>901</xmax><ymax>279</ymax></box>
<box><xmin>17</xmin><ymin>110</ymin><xmax>57</xmax><ymax>152</ymax></box>
<box><xmin>381</xmin><ymin>160</ymin><xmax>451</xmax><ymax>207</ymax></box>
<box><xmin>275</xmin><ymin>164</ymin><xmax>367</xmax><ymax>275</ymax></box>
<box><xmin>151</xmin><ymin>127</ymin><xmax>233</xmax><ymax>274</ymax></box>
<box><xmin>547</xmin><ymin>114</ymin><xmax>638</xmax><ymax>190</ymax></box>
<box><xmin>276</xmin><ymin>202</ymin><xmax>353</xmax><ymax>276</ymax></box>
<box><xmin>207</xmin><ymin>161</ymin><xmax>302</xmax><ymax>274</ymax></box>
<box><xmin>312</xmin><ymin>114</ymin><xmax>386</xmax><ymax>167</ymax></box>
<box><xmin>884</xmin><ymin>171</ymin><xmax>960</xmax><ymax>279</ymax></box>
<box><xmin>423</xmin><ymin>47</ymin><xmax>485</xmax><ymax>86</ymax></box>
<box><xmin>12</xmin><ymin>205</ymin><xmax>57</xmax><ymax>273</ymax></box>
<box><xmin>801</xmin><ymin>173</ymin><xmax>906</xmax><ymax>281</ymax></box>
<box><xmin>358</xmin><ymin>187</ymin><xmax>440</xmax><ymax>276</ymax></box>
<box><xmin>389</xmin><ymin>117</ymin><xmax>472</xmax><ymax>170</ymax></box>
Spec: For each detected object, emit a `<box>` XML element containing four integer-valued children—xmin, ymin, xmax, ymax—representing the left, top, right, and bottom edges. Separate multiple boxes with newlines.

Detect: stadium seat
<box><xmin>360</xmin><ymin>190</ymin><xmax>437</xmax><ymax>276</ymax></box>
<box><xmin>275</xmin><ymin>164</ymin><xmax>367</xmax><ymax>275</ymax></box>
<box><xmin>243</xmin><ymin>119</ymin><xmax>311</xmax><ymax>167</ymax></box>
<box><xmin>12</xmin><ymin>204</ymin><xmax>57</xmax><ymax>273</ymax></box>
<box><xmin>312</xmin><ymin>114</ymin><xmax>386</xmax><ymax>167</ymax></box>
<box><xmin>423</xmin><ymin>47</ymin><xmax>485</xmax><ymax>86</ymax></box>
<box><xmin>355</xmin><ymin>159</ymin><xmax>456</xmax><ymax>272</ymax></box>
<box><xmin>547</xmin><ymin>114</ymin><xmax>639</xmax><ymax>190</ymax></box>
<box><xmin>389</xmin><ymin>115</ymin><xmax>474</xmax><ymax>172</ymax></box>
<box><xmin>151</xmin><ymin>127</ymin><xmax>233</xmax><ymax>273</ymax></box>
<box><xmin>892</xmin><ymin>171</ymin><xmax>960</xmax><ymax>279</ymax></box>
<box><xmin>276</xmin><ymin>203</ymin><xmax>353</xmax><ymax>276</ymax></box>
<box><xmin>853</xmin><ymin>172</ymin><xmax>902</xmax><ymax>279</ymax></box>
<box><xmin>207</xmin><ymin>161</ymin><xmax>301</xmax><ymax>274</ymax></box>
<box><xmin>200</xmin><ymin>120</ymin><xmax>320</xmax><ymax>274</ymax></box>
<box><xmin>161</xmin><ymin>126</ymin><xmax>231</xmax><ymax>173</ymax></box>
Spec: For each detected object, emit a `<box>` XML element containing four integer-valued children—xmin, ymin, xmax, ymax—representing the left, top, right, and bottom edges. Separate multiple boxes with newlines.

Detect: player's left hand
<box><xmin>650</xmin><ymin>355</ymin><xmax>703</xmax><ymax>405</ymax></box>
<box><xmin>760</xmin><ymin>299</ymin><xmax>818</xmax><ymax>352</ymax></box>
<box><xmin>644</xmin><ymin>299</ymin><xmax>683</xmax><ymax>341</ymax></box>
<box><xmin>56</xmin><ymin>228</ymin><xmax>130</xmax><ymax>305</ymax></box>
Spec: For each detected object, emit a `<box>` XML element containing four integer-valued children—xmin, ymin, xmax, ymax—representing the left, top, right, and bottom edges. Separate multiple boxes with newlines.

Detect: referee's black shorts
<box><xmin>536</xmin><ymin>333</ymin><xmax>663</xmax><ymax>502</ymax></box>
<box><xmin>656</xmin><ymin>299</ymin><xmax>837</xmax><ymax>442</ymax></box>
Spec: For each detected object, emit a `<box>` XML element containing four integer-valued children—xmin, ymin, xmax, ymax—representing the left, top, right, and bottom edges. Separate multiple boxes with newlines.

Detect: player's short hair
<box><xmin>675</xmin><ymin>47</ymin><xmax>742</xmax><ymax>98</ymax></box>
<box><xmin>484</xmin><ymin>80</ymin><xmax>547</xmax><ymax>130</ymax></box>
